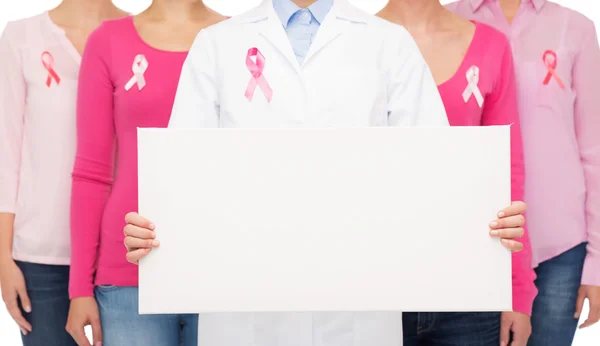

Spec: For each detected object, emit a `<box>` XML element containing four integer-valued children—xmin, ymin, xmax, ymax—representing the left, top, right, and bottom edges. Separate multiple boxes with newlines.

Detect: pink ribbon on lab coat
<box><xmin>244</xmin><ymin>48</ymin><xmax>273</xmax><ymax>103</ymax></box>
<box><xmin>542</xmin><ymin>50</ymin><xmax>565</xmax><ymax>88</ymax></box>
<box><xmin>41</xmin><ymin>51</ymin><xmax>60</xmax><ymax>87</ymax></box>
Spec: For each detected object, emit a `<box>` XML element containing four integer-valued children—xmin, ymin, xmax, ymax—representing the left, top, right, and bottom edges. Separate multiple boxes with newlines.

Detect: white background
<box><xmin>0</xmin><ymin>0</ymin><xmax>598</xmax><ymax>345</ymax></box>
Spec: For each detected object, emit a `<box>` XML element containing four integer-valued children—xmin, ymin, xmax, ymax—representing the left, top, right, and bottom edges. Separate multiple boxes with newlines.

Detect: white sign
<box><xmin>137</xmin><ymin>127</ymin><xmax>512</xmax><ymax>314</ymax></box>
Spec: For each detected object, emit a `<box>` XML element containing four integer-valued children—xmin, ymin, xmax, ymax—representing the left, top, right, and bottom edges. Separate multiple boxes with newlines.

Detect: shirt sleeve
<box><xmin>482</xmin><ymin>40</ymin><xmax>537</xmax><ymax>315</ymax></box>
<box><xmin>385</xmin><ymin>27</ymin><xmax>449</xmax><ymax>127</ymax></box>
<box><xmin>573</xmin><ymin>22</ymin><xmax>600</xmax><ymax>287</ymax></box>
<box><xmin>69</xmin><ymin>24</ymin><xmax>116</xmax><ymax>298</ymax></box>
<box><xmin>168</xmin><ymin>29</ymin><xmax>219</xmax><ymax>129</ymax></box>
<box><xmin>0</xmin><ymin>23</ymin><xmax>26</xmax><ymax>214</ymax></box>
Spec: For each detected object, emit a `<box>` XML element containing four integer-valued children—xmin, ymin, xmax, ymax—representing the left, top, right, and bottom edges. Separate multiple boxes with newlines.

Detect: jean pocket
<box><xmin>95</xmin><ymin>284</ymin><xmax>119</xmax><ymax>292</ymax></box>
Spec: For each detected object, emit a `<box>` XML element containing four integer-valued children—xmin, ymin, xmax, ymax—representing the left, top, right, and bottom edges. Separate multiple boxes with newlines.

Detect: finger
<box><xmin>500</xmin><ymin>317</ymin><xmax>511</xmax><ymax>346</ymax></box>
<box><xmin>574</xmin><ymin>290</ymin><xmax>585</xmax><ymax>319</ymax></box>
<box><xmin>124</xmin><ymin>212</ymin><xmax>155</xmax><ymax>230</ymax></box>
<box><xmin>489</xmin><ymin>227</ymin><xmax>525</xmax><ymax>240</ymax></box>
<box><xmin>512</xmin><ymin>330</ymin><xmax>529</xmax><ymax>346</ymax></box>
<box><xmin>501</xmin><ymin>239</ymin><xmax>523</xmax><ymax>252</ymax></box>
<box><xmin>580</xmin><ymin>306</ymin><xmax>600</xmax><ymax>329</ymax></box>
<box><xmin>126</xmin><ymin>248</ymin><xmax>152</xmax><ymax>264</ymax></box>
<box><xmin>17</xmin><ymin>285</ymin><xmax>32</xmax><ymax>314</ymax></box>
<box><xmin>490</xmin><ymin>215</ymin><xmax>525</xmax><ymax>230</ymax></box>
<box><xmin>124</xmin><ymin>236</ymin><xmax>160</xmax><ymax>251</ymax></box>
<box><xmin>7</xmin><ymin>303</ymin><xmax>32</xmax><ymax>332</ymax></box>
<box><xmin>71</xmin><ymin>328</ymin><xmax>92</xmax><ymax>346</ymax></box>
<box><xmin>498</xmin><ymin>201</ymin><xmax>527</xmax><ymax>218</ymax></box>
<box><xmin>91</xmin><ymin>317</ymin><xmax>103</xmax><ymax>345</ymax></box>
<box><xmin>123</xmin><ymin>223</ymin><xmax>156</xmax><ymax>239</ymax></box>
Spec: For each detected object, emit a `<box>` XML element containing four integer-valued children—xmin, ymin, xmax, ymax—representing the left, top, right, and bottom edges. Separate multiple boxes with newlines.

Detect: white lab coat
<box><xmin>169</xmin><ymin>0</ymin><xmax>449</xmax><ymax>345</ymax></box>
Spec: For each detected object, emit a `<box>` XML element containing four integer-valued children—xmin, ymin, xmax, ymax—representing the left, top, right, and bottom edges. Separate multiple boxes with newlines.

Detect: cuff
<box><xmin>69</xmin><ymin>282</ymin><xmax>95</xmax><ymax>299</ymax></box>
<box><xmin>582</xmin><ymin>250</ymin><xmax>600</xmax><ymax>286</ymax></box>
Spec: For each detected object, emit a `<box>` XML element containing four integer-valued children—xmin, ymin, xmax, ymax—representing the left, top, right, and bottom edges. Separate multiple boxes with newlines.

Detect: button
<box><xmin>300</xmin><ymin>10</ymin><xmax>311</xmax><ymax>21</ymax></box>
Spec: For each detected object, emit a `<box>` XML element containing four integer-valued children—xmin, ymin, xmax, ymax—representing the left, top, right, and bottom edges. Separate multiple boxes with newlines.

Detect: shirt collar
<box><xmin>273</xmin><ymin>0</ymin><xmax>334</xmax><ymax>27</ymax></box>
<box><xmin>470</xmin><ymin>0</ymin><xmax>546</xmax><ymax>13</ymax></box>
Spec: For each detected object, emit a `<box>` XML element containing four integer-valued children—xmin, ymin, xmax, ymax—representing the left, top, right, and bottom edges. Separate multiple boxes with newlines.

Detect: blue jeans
<box><xmin>528</xmin><ymin>242</ymin><xmax>586</xmax><ymax>346</ymax></box>
<box><xmin>95</xmin><ymin>286</ymin><xmax>198</xmax><ymax>346</ymax></box>
<box><xmin>15</xmin><ymin>261</ymin><xmax>77</xmax><ymax>346</ymax></box>
<box><xmin>402</xmin><ymin>312</ymin><xmax>500</xmax><ymax>345</ymax></box>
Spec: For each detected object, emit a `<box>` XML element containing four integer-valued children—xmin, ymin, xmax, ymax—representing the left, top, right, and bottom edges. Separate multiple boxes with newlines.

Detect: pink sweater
<box><xmin>70</xmin><ymin>17</ymin><xmax>188</xmax><ymax>298</ymax></box>
<box><xmin>437</xmin><ymin>22</ymin><xmax>537</xmax><ymax>315</ymax></box>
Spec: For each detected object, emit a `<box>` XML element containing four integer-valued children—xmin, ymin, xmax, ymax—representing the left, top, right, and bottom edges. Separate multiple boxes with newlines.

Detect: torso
<box><xmin>412</xmin><ymin>17</ymin><xmax>475</xmax><ymax>86</ymax></box>
<box><xmin>133</xmin><ymin>9</ymin><xmax>226</xmax><ymax>52</ymax></box>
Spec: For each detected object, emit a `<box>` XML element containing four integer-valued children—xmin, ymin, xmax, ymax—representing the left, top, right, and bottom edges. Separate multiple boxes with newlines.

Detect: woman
<box><xmin>0</xmin><ymin>1</ymin><xmax>126</xmax><ymax>345</ymax></box>
<box><xmin>377</xmin><ymin>1</ymin><xmax>537</xmax><ymax>345</ymax></box>
<box><xmin>447</xmin><ymin>0</ymin><xmax>600</xmax><ymax>345</ymax></box>
<box><xmin>66</xmin><ymin>1</ymin><xmax>226</xmax><ymax>345</ymax></box>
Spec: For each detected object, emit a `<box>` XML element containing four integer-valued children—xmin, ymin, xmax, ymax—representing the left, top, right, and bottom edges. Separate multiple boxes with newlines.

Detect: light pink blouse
<box><xmin>0</xmin><ymin>13</ymin><xmax>81</xmax><ymax>265</ymax></box>
<box><xmin>447</xmin><ymin>0</ymin><xmax>600</xmax><ymax>286</ymax></box>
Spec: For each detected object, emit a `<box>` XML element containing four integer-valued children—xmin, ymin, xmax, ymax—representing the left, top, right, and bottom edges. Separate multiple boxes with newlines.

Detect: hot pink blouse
<box><xmin>70</xmin><ymin>17</ymin><xmax>188</xmax><ymax>298</ymax></box>
<box><xmin>448</xmin><ymin>0</ymin><xmax>600</xmax><ymax>288</ymax></box>
<box><xmin>437</xmin><ymin>22</ymin><xmax>536</xmax><ymax>315</ymax></box>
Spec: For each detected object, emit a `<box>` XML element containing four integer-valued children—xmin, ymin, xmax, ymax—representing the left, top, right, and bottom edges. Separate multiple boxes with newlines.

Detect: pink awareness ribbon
<box><xmin>462</xmin><ymin>65</ymin><xmax>484</xmax><ymax>107</ymax></box>
<box><xmin>244</xmin><ymin>48</ymin><xmax>273</xmax><ymax>103</ymax></box>
<box><xmin>124</xmin><ymin>54</ymin><xmax>148</xmax><ymax>91</ymax></box>
<box><xmin>41</xmin><ymin>51</ymin><xmax>60</xmax><ymax>87</ymax></box>
<box><xmin>542</xmin><ymin>50</ymin><xmax>565</xmax><ymax>88</ymax></box>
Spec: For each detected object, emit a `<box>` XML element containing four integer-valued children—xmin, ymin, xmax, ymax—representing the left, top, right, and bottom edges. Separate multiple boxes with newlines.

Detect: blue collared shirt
<box><xmin>273</xmin><ymin>0</ymin><xmax>334</xmax><ymax>65</ymax></box>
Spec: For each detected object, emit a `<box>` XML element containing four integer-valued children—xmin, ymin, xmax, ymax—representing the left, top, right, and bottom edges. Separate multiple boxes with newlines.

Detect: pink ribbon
<box><xmin>41</xmin><ymin>51</ymin><xmax>60</xmax><ymax>87</ymax></box>
<box><xmin>244</xmin><ymin>48</ymin><xmax>273</xmax><ymax>103</ymax></box>
<box><xmin>542</xmin><ymin>50</ymin><xmax>565</xmax><ymax>88</ymax></box>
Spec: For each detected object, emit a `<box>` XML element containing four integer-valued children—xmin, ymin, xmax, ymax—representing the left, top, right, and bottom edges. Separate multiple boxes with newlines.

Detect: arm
<box><xmin>574</xmin><ymin>22</ymin><xmax>600</xmax><ymax>287</ymax></box>
<box><xmin>0</xmin><ymin>22</ymin><xmax>26</xmax><ymax>263</ymax></box>
<box><xmin>482</xmin><ymin>40</ymin><xmax>536</xmax><ymax>315</ymax></box>
<box><xmin>168</xmin><ymin>29</ymin><xmax>219</xmax><ymax>129</ymax></box>
<box><xmin>385</xmin><ymin>28</ymin><xmax>449</xmax><ymax>127</ymax></box>
<box><xmin>69</xmin><ymin>24</ymin><xmax>116</xmax><ymax>299</ymax></box>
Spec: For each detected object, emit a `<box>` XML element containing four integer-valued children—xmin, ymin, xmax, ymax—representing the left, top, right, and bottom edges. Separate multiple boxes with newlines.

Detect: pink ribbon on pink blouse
<box><xmin>244</xmin><ymin>48</ymin><xmax>273</xmax><ymax>103</ymax></box>
<box><xmin>41</xmin><ymin>51</ymin><xmax>60</xmax><ymax>87</ymax></box>
<box><xmin>542</xmin><ymin>50</ymin><xmax>565</xmax><ymax>88</ymax></box>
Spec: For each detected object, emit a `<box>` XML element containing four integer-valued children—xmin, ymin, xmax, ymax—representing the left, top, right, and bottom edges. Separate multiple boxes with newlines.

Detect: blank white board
<box><xmin>137</xmin><ymin>127</ymin><xmax>512</xmax><ymax>314</ymax></box>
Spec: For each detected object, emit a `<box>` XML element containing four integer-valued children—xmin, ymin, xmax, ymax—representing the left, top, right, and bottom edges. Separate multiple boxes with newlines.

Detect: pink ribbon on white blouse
<box><xmin>542</xmin><ymin>50</ymin><xmax>565</xmax><ymax>88</ymax></box>
<box><xmin>124</xmin><ymin>54</ymin><xmax>148</xmax><ymax>91</ymax></box>
<box><xmin>41</xmin><ymin>51</ymin><xmax>60</xmax><ymax>87</ymax></box>
<box><xmin>244</xmin><ymin>48</ymin><xmax>273</xmax><ymax>103</ymax></box>
<box><xmin>462</xmin><ymin>65</ymin><xmax>484</xmax><ymax>107</ymax></box>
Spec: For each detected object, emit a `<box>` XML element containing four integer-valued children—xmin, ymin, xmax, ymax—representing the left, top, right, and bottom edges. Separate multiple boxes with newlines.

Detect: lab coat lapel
<box><xmin>246</xmin><ymin>0</ymin><xmax>302</xmax><ymax>75</ymax></box>
<box><xmin>302</xmin><ymin>0</ymin><xmax>366</xmax><ymax>66</ymax></box>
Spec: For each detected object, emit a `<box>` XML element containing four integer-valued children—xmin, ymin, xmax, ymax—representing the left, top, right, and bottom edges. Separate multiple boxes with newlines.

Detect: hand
<box><xmin>575</xmin><ymin>285</ymin><xmax>600</xmax><ymax>328</ymax></box>
<box><xmin>66</xmin><ymin>297</ymin><xmax>102</xmax><ymax>346</ymax></box>
<box><xmin>490</xmin><ymin>201</ymin><xmax>526</xmax><ymax>252</ymax></box>
<box><xmin>0</xmin><ymin>258</ymin><xmax>32</xmax><ymax>335</ymax></box>
<box><xmin>124</xmin><ymin>212</ymin><xmax>159</xmax><ymax>264</ymax></box>
<box><xmin>500</xmin><ymin>311</ymin><xmax>531</xmax><ymax>346</ymax></box>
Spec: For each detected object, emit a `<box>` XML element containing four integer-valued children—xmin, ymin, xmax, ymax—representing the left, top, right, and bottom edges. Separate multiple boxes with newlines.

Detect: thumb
<box><xmin>16</xmin><ymin>286</ymin><xmax>31</xmax><ymax>314</ymax></box>
<box><xmin>91</xmin><ymin>317</ymin><xmax>103</xmax><ymax>345</ymax></box>
<box><xmin>500</xmin><ymin>315</ymin><xmax>511</xmax><ymax>346</ymax></box>
<box><xmin>575</xmin><ymin>289</ymin><xmax>586</xmax><ymax>319</ymax></box>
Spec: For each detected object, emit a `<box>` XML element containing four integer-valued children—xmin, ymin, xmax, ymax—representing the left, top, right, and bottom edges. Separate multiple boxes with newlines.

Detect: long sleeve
<box><xmin>168</xmin><ymin>29</ymin><xmax>220</xmax><ymax>129</ymax></box>
<box><xmin>573</xmin><ymin>22</ymin><xmax>600</xmax><ymax>287</ymax></box>
<box><xmin>69</xmin><ymin>24</ymin><xmax>116</xmax><ymax>298</ymax></box>
<box><xmin>0</xmin><ymin>23</ymin><xmax>26</xmax><ymax>214</ymax></box>
<box><xmin>482</xmin><ymin>41</ymin><xmax>536</xmax><ymax>315</ymax></box>
<box><xmin>385</xmin><ymin>27</ymin><xmax>449</xmax><ymax>127</ymax></box>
